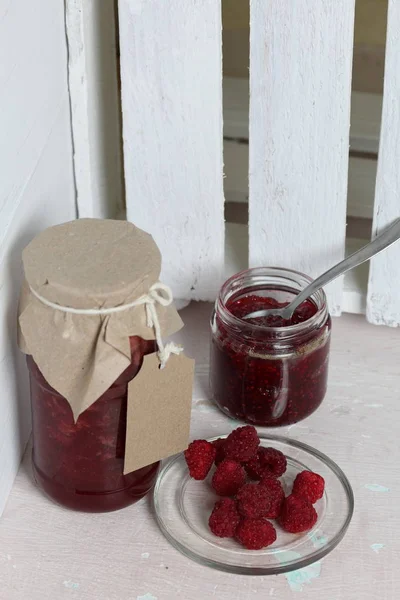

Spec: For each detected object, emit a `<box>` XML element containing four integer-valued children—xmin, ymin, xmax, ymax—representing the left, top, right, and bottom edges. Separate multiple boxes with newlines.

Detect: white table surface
<box><xmin>1</xmin><ymin>302</ymin><xmax>399</xmax><ymax>600</ymax></box>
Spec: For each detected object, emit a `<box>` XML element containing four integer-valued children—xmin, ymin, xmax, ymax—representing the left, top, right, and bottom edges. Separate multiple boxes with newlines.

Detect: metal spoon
<box><xmin>244</xmin><ymin>218</ymin><xmax>400</xmax><ymax>322</ymax></box>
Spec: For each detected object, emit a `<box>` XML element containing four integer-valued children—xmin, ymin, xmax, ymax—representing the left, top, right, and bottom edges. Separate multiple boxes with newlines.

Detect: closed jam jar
<box><xmin>28</xmin><ymin>336</ymin><xmax>159</xmax><ymax>512</ymax></box>
<box><xmin>210</xmin><ymin>267</ymin><xmax>331</xmax><ymax>426</ymax></box>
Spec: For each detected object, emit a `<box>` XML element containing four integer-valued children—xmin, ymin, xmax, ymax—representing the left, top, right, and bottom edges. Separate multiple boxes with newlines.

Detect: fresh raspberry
<box><xmin>236</xmin><ymin>518</ymin><xmax>277</xmax><ymax>550</ymax></box>
<box><xmin>292</xmin><ymin>471</ymin><xmax>325</xmax><ymax>504</ymax></box>
<box><xmin>243</xmin><ymin>451</ymin><xmax>266</xmax><ymax>480</ymax></box>
<box><xmin>244</xmin><ymin>447</ymin><xmax>287</xmax><ymax>480</ymax></box>
<box><xmin>279</xmin><ymin>494</ymin><xmax>318</xmax><ymax>533</ymax></box>
<box><xmin>208</xmin><ymin>498</ymin><xmax>240</xmax><ymax>537</ymax></box>
<box><xmin>224</xmin><ymin>426</ymin><xmax>260</xmax><ymax>463</ymax></box>
<box><xmin>212</xmin><ymin>438</ymin><xmax>226</xmax><ymax>466</ymax></box>
<box><xmin>236</xmin><ymin>483</ymin><xmax>272</xmax><ymax>519</ymax></box>
<box><xmin>259</xmin><ymin>447</ymin><xmax>287</xmax><ymax>477</ymax></box>
<box><xmin>184</xmin><ymin>440</ymin><xmax>216</xmax><ymax>480</ymax></box>
<box><xmin>259</xmin><ymin>471</ymin><xmax>277</xmax><ymax>485</ymax></box>
<box><xmin>259</xmin><ymin>477</ymin><xmax>285</xmax><ymax>519</ymax></box>
<box><xmin>211</xmin><ymin>459</ymin><xmax>246</xmax><ymax>496</ymax></box>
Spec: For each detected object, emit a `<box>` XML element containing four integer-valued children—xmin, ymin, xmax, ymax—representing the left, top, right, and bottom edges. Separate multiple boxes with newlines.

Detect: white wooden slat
<box><xmin>367</xmin><ymin>0</ymin><xmax>400</xmax><ymax>327</ymax></box>
<box><xmin>248</xmin><ymin>2</ymin><xmax>356</xmax><ymax>315</ymax></box>
<box><xmin>224</xmin><ymin>77</ymin><xmax>382</xmax><ymax>161</ymax></box>
<box><xmin>224</xmin><ymin>76</ymin><xmax>380</xmax><ymax>220</ymax></box>
<box><xmin>0</xmin><ymin>0</ymin><xmax>76</xmax><ymax>514</ymax></box>
<box><xmin>224</xmin><ymin>139</ymin><xmax>377</xmax><ymax>222</ymax></box>
<box><xmin>118</xmin><ymin>0</ymin><xmax>224</xmax><ymax>301</ymax></box>
<box><xmin>65</xmin><ymin>0</ymin><xmax>124</xmax><ymax>219</ymax></box>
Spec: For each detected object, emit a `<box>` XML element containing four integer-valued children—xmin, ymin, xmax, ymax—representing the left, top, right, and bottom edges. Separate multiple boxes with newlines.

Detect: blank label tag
<box><xmin>124</xmin><ymin>352</ymin><xmax>194</xmax><ymax>474</ymax></box>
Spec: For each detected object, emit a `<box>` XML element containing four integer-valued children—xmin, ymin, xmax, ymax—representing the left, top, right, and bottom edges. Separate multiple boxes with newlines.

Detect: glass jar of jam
<box><xmin>28</xmin><ymin>336</ymin><xmax>159</xmax><ymax>512</ymax></box>
<box><xmin>210</xmin><ymin>267</ymin><xmax>331</xmax><ymax>426</ymax></box>
<box><xmin>19</xmin><ymin>219</ymin><xmax>186</xmax><ymax>513</ymax></box>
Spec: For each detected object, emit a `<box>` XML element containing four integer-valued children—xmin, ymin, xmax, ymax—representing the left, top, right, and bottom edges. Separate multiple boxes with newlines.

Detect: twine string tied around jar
<box><xmin>29</xmin><ymin>281</ymin><xmax>182</xmax><ymax>369</ymax></box>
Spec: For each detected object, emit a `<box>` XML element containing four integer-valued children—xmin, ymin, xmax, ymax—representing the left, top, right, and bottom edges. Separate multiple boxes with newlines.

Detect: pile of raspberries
<box><xmin>184</xmin><ymin>426</ymin><xmax>325</xmax><ymax>550</ymax></box>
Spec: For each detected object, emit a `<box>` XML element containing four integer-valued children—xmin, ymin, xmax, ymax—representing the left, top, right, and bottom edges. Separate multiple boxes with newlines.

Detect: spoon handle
<box><xmin>285</xmin><ymin>218</ymin><xmax>400</xmax><ymax>317</ymax></box>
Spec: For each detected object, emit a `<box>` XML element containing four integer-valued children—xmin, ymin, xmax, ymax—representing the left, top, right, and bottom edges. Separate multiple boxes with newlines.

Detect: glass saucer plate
<box><xmin>153</xmin><ymin>434</ymin><xmax>354</xmax><ymax>575</ymax></box>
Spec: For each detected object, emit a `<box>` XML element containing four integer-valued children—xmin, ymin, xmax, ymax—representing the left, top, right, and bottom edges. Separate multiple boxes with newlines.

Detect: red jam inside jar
<box><xmin>28</xmin><ymin>336</ymin><xmax>159</xmax><ymax>512</ymax></box>
<box><xmin>210</xmin><ymin>267</ymin><xmax>331</xmax><ymax>426</ymax></box>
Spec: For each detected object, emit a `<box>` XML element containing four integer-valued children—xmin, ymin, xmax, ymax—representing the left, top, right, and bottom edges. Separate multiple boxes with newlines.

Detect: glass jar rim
<box><xmin>215</xmin><ymin>266</ymin><xmax>329</xmax><ymax>339</ymax></box>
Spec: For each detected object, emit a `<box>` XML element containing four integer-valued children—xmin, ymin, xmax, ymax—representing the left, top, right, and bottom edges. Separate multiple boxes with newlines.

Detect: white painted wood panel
<box><xmin>367</xmin><ymin>0</ymin><xmax>400</xmax><ymax>327</ymax></box>
<box><xmin>65</xmin><ymin>0</ymin><xmax>123</xmax><ymax>219</ymax></box>
<box><xmin>224</xmin><ymin>77</ymin><xmax>380</xmax><ymax>220</ymax></box>
<box><xmin>224</xmin><ymin>77</ymin><xmax>382</xmax><ymax>157</ymax></box>
<box><xmin>224</xmin><ymin>140</ymin><xmax>376</xmax><ymax>221</ymax></box>
<box><xmin>118</xmin><ymin>0</ymin><xmax>225</xmax><ymax>301</ymax></box>
<box><xmin>0</xmin><ymin>0</ymin><xmax>76</xmax><ymax>515</ymax></box>
<box><xmin>249</xmin><ymin>1</ymin><xmax>356</xmax><ymax>316</ymax></box>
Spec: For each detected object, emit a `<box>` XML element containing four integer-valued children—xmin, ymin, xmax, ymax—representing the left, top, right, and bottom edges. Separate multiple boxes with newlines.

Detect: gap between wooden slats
<box><xmin>249</xmin><ymin>0</ymin><xmax>355</xmax><ymax>316</ymax></box>
<box><xmin>118</xmin><ymin>0</ymin><xmax>225</xmax><ymax>301</ymax></box>
<box><xmin>367</xmin><ymin>0</ymin><xmax>400</xmax><ymax>327</ymax></box>
<box><xmin>65</xmin><ymin>0</ymin><xmax>123</xmax><ymax>219</ymax></box>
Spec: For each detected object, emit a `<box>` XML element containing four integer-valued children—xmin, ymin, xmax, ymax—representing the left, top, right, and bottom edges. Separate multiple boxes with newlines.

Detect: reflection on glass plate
<box><xmin>153</xmin><ymin>434</ymin><xmax>354</xmax><ymax>575</ymax></box>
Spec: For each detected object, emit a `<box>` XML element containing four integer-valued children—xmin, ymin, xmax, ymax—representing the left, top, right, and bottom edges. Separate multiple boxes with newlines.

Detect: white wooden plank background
<box><xmin>118</xmin><ymin>0</ymin><xmax>225</xmax><ymax>301</ymax></box>
<box><xmin>248</xmin><ymin>1</ymin><xmax>356</xmax><ymax>315</ymax></box>
<box><xmin>1</xmin><ymin>303</ymin><xmax>400</xmax><ymax>599</ymax></box>
<box><xmin>224</xmin><ymin>77</ymin><xmax>382</xmax><ymax>156</ymax></box>
<box><xmin>0</xmin><ymin>0</ymin><xmax>76</xmax><ymax>514</ymax></box>
<box><xmin>224</xmin><ymin>140</ymin><xmax>377</xmax><ymax>221</ymax></box>
<box><xmin>223</xmin><ymin>77</ymin><xmax>381</xmax><ymax>221</ymax></box>
<box><xmin>367</xmin><ymin>0</ymin><xmax>400</xmax><ymax>327</ymax></box>
<box><xmin>65</xmin><ymin>0</ymin><xmax>124</xmax><ymax>219</ymax></box>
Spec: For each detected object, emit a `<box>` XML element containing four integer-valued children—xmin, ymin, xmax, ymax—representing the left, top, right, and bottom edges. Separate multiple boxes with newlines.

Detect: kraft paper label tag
<box><xmin>124</xmin><ymin>352</ymin><xmax>194</xmax><ymax>474</ymax></box>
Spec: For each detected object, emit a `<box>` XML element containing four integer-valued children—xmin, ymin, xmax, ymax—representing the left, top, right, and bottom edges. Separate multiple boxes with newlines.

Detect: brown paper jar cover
<box><xmin>17</xmin><ymin>219</ymin><xmax>186</xmax><ymax>512</ymax></box>
<box><xmin>18</xmin><ymin>218</ymin><xmax>183</xmax><ymax>419</ymax></box>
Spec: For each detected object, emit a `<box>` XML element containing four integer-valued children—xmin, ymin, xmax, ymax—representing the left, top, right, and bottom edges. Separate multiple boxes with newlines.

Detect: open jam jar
<box><xmin>210</xmin><ymin>267</ymin><xmax>331</xmax><ymax>426</ymax></box>
<box><xmin>28</xmin><ymin>336</ymin><xmax>159</xmax><ymax>512</ymax></box>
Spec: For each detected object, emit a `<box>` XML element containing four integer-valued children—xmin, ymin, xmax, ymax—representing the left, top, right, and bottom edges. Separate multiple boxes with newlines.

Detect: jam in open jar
<box><xmin>210</xmin><ymin>267</ymin><xmax>331</xmax><ymax>426</ymax></box>
<box><xmin>28</xmin><ymin>336</ymin><xmax>159</xmax><ymax>512</ymax></box>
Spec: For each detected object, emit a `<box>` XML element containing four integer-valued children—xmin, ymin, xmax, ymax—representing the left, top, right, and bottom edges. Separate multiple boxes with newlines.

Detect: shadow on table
<box><xmin>172</xmin><ymin>301</ymin><xmax>214</xmax><ymax>399</ymax></box>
